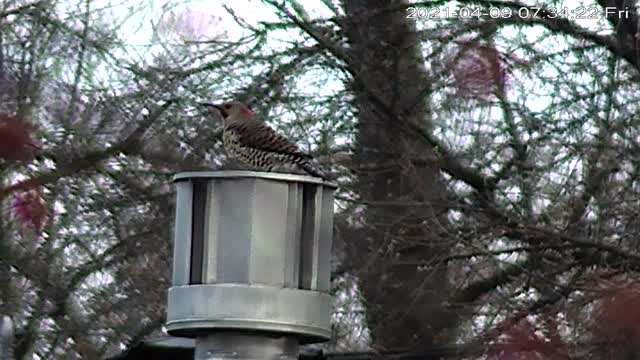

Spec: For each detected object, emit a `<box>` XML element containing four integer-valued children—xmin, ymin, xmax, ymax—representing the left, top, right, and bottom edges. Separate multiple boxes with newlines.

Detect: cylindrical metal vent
<box><xmin>166</xmin><ymin>171</ymin><xmax>336</xmax><ymax>344</ymax></box>
<box><xmin>194</xmin><ymin>333</ymin><xmax>299</xmax><ymax>360</ymax></box>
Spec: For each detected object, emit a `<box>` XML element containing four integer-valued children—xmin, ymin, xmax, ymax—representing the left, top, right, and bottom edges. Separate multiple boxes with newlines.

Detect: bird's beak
<box><xmin>199</xmin><ymin>102</ymin><xmax>227</xmax><ymax>118</ymax></box>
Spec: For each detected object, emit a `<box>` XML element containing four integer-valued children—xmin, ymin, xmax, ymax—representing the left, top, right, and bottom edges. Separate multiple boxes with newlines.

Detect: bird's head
<box><xmin>200</xmin><ymin>100</ymin><xmax>254</xmax><ymax>120</ymax></box>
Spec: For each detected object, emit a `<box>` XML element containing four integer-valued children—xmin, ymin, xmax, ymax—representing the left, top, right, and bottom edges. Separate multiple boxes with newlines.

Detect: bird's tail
<box><xmin>298</xmin><ymin>159</ymin><xmax>329</xmax><ymax>180</ymax></box>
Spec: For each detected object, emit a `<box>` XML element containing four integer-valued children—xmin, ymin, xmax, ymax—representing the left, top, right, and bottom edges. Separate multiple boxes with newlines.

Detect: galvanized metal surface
<box><xmin>0</xmin><ymin>316</ymin><xmax>14</xmax><ymax>360</ymax></box>
<box><xmin>171</xmin><ymin>181</ymin><xmax>193</xmax><ymax>286</ymax></box>
<box><xmin>299</xmin><ymin>185</ymin><xmax>334</xmax><ymax>292</ymax></box>
<box><xmin>173</xmin><ymin>170</ymin><xmax>338</xmax><ymax>188</ymax></box>
<box><xmin>167</xmin><ymin>171</ymin><xmax>335</xmax><ymax>344</ymax></box>
<box><xmin>166</xmin><ymin>284</ymin><xmax>332</xmax><ymax>342</ymax></box>
<box><xmin>194</xmin><ymin>333</ymin><xmax>299</xmax><ymax>360</ymax></box>
<box><xmin>170</xmin><ymin>172</ymin><xmax>335</xmax><ymax>290</ymax></box>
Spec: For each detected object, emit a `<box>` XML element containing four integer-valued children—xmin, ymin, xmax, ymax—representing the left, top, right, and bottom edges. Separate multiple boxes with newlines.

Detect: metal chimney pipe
<box><xmin>166</xmin><ymin>171</ymin><xmax>336</xmax><ymax>360</ymax></box>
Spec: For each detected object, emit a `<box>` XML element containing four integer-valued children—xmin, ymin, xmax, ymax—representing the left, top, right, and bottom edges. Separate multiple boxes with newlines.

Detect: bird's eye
<box><xmin>224</xmin><ymin>104</ymin><xmax>231</xmax><ymax>109</ymax></box>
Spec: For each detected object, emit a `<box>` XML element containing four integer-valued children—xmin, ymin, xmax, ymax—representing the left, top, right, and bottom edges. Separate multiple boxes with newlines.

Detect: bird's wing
<box><xmin>226</xmin><ymin>120</ymin><xmax>312</xmax><ymax>159</ymax></box>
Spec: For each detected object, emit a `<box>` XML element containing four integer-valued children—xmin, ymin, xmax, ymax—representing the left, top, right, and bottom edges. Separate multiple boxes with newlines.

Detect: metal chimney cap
<box><xmin>173</xmin><ymin>171</ymin><xmax>338</xmax><ymax>188</ymax></box>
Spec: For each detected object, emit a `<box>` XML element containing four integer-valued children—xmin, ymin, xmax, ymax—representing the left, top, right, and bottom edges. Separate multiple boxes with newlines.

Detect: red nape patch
<box><xmin>0</xmin><ymin>113</ymin><xmax>36</xmax><ymax>161</ymax></box>
<box><xmin>241</xmin><ymin>108</ymin><xmax>254</xmax><ymax>117</ymax></box>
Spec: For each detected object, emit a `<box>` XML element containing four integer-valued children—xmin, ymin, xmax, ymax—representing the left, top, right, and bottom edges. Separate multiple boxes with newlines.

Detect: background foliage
<box><xmin>1</xmin><ymin>0</ymin><xmax>640</xmax><ymax>358</ymax></box>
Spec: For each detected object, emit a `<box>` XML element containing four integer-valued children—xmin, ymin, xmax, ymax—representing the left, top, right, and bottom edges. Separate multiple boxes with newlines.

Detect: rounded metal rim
<box><xmin>166</xmin><ymin>319</ymin><xmax>330</xmax><ymax>344</ymax></box>
<box><xmin>166</xmin><ymin>284</ymin><xmax>332</xmax><ymax>343</ymax></box>
<box><xmin>173</xmin><ymin>171</ymin><xmax>337</xmax><ymax>188</ymax></box>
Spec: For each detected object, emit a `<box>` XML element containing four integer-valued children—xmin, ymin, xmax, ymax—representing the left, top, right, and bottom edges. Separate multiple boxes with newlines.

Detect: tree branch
<box><xmin>0</xmin><ymin>100</ymin><xmax>175</xmax><ymax>201</ymax></box>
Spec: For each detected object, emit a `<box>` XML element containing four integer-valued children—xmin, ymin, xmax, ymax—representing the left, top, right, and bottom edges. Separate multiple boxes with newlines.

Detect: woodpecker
<box><xmin>201</xmin><ymin>100</ymin><xmax>327</xmax><ymax>179</ymax></box>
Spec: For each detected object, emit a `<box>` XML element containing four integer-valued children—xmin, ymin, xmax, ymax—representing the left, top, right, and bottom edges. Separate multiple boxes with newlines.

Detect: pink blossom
<box><xmin>451</xmin><ymin>42</ymin><xmax>508</xmax><ymax>99</ymax></box>
<box><xmin>593</xmin><ymin>287</ymin><xmax>640</xmax><ymax>343</ymax></box>
<box><xmin>12</xmin><ymin>189</ymin><xmax>47</xmax><ymax>232</ymax></box>
<box><xmin>0</xmin><ymin>113</ymin><xmax>35</xmax><ymax>161</ymax></box>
